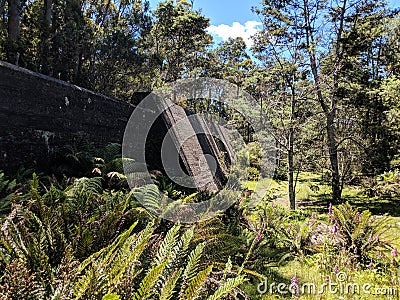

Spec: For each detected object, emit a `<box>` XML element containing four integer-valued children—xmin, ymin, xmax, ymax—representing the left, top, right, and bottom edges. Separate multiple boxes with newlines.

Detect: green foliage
<box><xmin>75</xmin><ymin>221</ymin><xmax>154</xmax><ymax>299</ymax></box>
<box><xmin>0</xmin><ymin>171</ymin><xmax>16</xmax><ymax>215</ymax></box>
<box><xmin>0</xmin><ymin>172</ymin><xmax>247</xmax><ymax>299</ymax></box>
<box><xmin>374</xmin><ymin>169</ymin><xmax>400</xmax><ymax>197</ymax></box>
<box><xmin>207</xmin><ymin>275</ymin><xmax>246</xmax><ymax>300</ymax></box>
<box><xmin>330</xmin><ymin>202</ymin><xmax>393</xmax><ymax>263</ymax></box>
<box><xmin>151</xmin><ymin>0</ymin><xmax>212</xmax><ymax>82</ymax></box>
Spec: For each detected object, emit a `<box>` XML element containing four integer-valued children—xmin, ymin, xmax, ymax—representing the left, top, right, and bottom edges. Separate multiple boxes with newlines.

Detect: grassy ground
<box><xmin>245</xmin><ymin>172</ymin><xmax>400</xmax><ymax>220</ymax></box>
<box><xmin>242</xmin><ymin>173</ymin><xmax>400</xmax><ymax>299</ymax></box>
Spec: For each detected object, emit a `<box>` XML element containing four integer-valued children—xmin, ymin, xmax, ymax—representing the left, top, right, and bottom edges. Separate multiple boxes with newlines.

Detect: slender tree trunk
<box><xmin>303</xmin><ymin>0</ymin><xmax>343</xmax><ymax>203</ymax></box>
<box><xmin>6</xmin><ymin>0</ymin><xmax>21</xmax><ymax>64</ymax></box>
<box><xmin>309</xmin><ymin>60</ymin><xmax>342</xmax><ymax>203</ymax></box>
<box><xmin>327</xmin><ymin>112</ymin><xmax>341</xmax><ymax>203</ymax></box>
<box><xmin>329</xmin><ymin>0</ymin><xmax>346</xmax><ymax>203</ymax></box>
<box><xmin>288</xmin><ymin>86</ymin><xmax>296</xmax><ymax>210</ymax></box>
<box><xmin>288</xmin><ymin>129</ymin><xmax>295</xmax><ymax>210</ymax></box>
<box><xmin>44</xmin><ymin>0</ymin><xmax>52</xmax><ymax>23</ymax></box>
<box><xmin>40</xmin><ymin>0</ymin><xmax>53</xmax><ymax>74</ymax></box>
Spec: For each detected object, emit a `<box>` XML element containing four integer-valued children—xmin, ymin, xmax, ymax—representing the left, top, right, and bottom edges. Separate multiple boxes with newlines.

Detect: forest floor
<box><xmin>245</xmin><ymin>172</ymin><xmax>400</xmax><ymax>246</ymax></box>
<box><xmin>246</xmin><ymin>172</ymin><xmax>400</xmax><ymax>215</ymax></box>
<box><xmin>243</xmin><ymin>173</ymin><xmax>400</xmax><ymax>299</ymax></box>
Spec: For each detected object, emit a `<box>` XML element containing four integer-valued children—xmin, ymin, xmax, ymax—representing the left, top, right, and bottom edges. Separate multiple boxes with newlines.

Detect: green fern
<box><xmin>0</xmin><ymin>172</ymin><xmax>16</xmax><ymax>215</ymax></box>
<box><xmin>182</xmin><ymin>242</ymin><xmax>205</xmax><ymax>282</ymax></box>
<box><xmin>331</xmin><ymin>202</ymin><xmax>392</xmax><ymax>262</ymax></box>
<box><xmin>221</xmin><ymin>257</ymin><xmax>232</xmax><ymax>283</ymax></box>
<box><xmin>66</xmin><ymin>177</ymin><xmax>103</xmax><ymax>196</ymax></box>
<box><xmin>74</xmin><ymin>221</ymin><xmax>155</xmax><ymax>298</ymax></box>
<box><xmin>133</xmin><ymin>262</ymin><xmax>167</xmax><ymax>300</ymax></box>
<box><xmin>207</xmin><ymin>275</ymin><xmax>246</xmax><ymax>300</ymax></box>
<box><xmin>159</xmin><ymin>268</ymin><xmax>183</xmax><ymax>300</ymax></box>
<box><xmin>100</xmin><ymin>143</ymin><xmax>122</xmax><ymax>163</ymax></box>
<box><xmin>155</xmin><ymin>223</ymin><xmax>181</xmax><ymax>266</ymax></box>
<box><xmin>133</xmin><ymin>184</ymin><xmax>164</xmax><ymax>215</ymax></box>
<box><xmin>181</xmin><ymin>265</ymin><xmax>213</xmax><ymax>299</ymax></box>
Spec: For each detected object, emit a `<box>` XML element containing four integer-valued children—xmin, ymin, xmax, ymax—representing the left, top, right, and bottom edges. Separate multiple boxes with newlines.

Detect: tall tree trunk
<box><xmin>327</xmin><ymin>112</ymin><xmax>341</xmax><ymax>203</ymax></box>
<box><xmin>6</xmin><ymin>0</ymin><xmax>21</xmax><ymax>64</ymax></box>
<box><xmin>328</xmin><ymin>0</ymin><xmax>346</xmax><ymax>203</ymax></box>
<box><xmin>40</xmin><ymin>0</ymin><xmax>53</xmax><ymax>74</ymax></box>
<box><xmin>288</xmin><ymin>86</ymin><xmax>296</xmax><ymax>210</ymax></box>
<box><xmin>288</xmin><ymin>129</ymin><xmax>295</xmax><ymax>209</ymax></box>
<box><xmin>303</xmin><ymin>0</ymin><xmax>343</xmax><ymax>203</ymax></box>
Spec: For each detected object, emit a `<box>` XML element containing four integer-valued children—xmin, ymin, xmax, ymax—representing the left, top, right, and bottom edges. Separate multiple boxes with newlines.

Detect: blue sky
<box><xmin>148</xmin><ymin>0</ymin><xmax>263</xmax><ymax>47</ymax></box>
<box><xmin>148</xmin><ymin>0</ymin><xmax>399</xmax><ymax>47</ymax></box>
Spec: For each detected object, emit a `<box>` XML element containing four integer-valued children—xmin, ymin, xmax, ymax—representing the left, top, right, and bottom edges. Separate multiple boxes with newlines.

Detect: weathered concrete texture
<box><xmin>0</xmin><ymin>60</ymin><xmax>136</xmax><ymax>172</ymax></box>
<box><xmin>0</xmin><ymin>61</ymin><xmax>230</xmax><ymax>191</ymax></box>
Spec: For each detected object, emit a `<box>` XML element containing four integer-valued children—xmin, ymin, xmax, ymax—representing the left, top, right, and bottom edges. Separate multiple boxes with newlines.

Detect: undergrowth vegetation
<box><xmin>0</xmin><ymin>144</ymin><xmax>399</xmax><ymax>299</ymax></box>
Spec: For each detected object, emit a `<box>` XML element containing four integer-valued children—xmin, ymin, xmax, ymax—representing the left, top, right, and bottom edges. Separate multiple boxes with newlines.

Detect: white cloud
<box><xmin>207</xmin><ymin>21</ymin><xmax>262</xmax><ymax>48</ymax></box>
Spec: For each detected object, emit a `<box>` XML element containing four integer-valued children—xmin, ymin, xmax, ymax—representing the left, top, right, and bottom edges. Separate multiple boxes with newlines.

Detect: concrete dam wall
<box><xmin>0</xmin><ymin>61</ymin><xmax>229</xmax><ymax>190</ymax></box>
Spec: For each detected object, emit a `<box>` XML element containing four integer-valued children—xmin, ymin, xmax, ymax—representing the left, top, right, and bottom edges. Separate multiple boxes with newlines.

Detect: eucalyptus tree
<box><xmin>2</xmin><ymin>0</ymin><xmax>24</xmax><ymax>64</ymax></box>
<box><xmin>150</xmin><ymin>0</ymin><xmax>212</xmax><ymax>83</ymax></box>
<box><xmin>351</xmin><ymin>13</ymin><xmax>400</xmax><ymax>174</ymax></box>
<box><xmin>255</xmin><ymin>0</ymin><xmax>391</xmax><ymax>203</ymax></box>
<box><xmin>1</xmin><ymin>0</ymin><xmax>153</xmax><ymax>99</ymax></box>
<box><xmin>251</xmin><ymin>27</ymin><xmax>315</xmax><ymax>209</ymax></box>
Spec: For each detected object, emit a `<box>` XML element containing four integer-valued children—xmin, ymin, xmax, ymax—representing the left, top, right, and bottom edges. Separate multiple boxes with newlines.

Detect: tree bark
<box><xmin>44</xmin><ymin>0</ymin><xmax>52</xmax><ymax>24</ymax></box>
<box><xmin>327</xmin><ymin>113</ymin><xmax>341</xmax><ymax>203</ymax></box>
<box><xmin>329</xmin><ymin>0</ymin><xmax>347</xmax><ymax>203</ymax></box>
<box><xmin>40</xmin><ymin>0</ymin><xmax>53</xmax><ymax>74</ymax></box>
<box><xmin>288</xmin><ymin>85</ymin><xmax>296</xmax><ymax>210</ymax></box>
<box><xmin>303</xmin><ymin>0</ymin><xmax>343</xmax><ymax>203</ymax></box>
<box><xmin>0</xmin><ymin>0</ymin><xmax>6</xmax><ymax>16</ymax></box>
<box><xmin>6</xmin><ymin>0</ymin><xmax>21</xmax><ymax>64</ymax></box>
<box><xmin>288</xmin><ymin>130</ymin><xmax>295</xmax><ymax>209</ymax></box>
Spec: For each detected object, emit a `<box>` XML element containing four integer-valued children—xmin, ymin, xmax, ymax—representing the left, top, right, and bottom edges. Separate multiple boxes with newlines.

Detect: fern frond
<box><xmin>133</xmin><ymin>262</ymin><xmax>167</xmax><ymax>300</ymax></box>
<box><xmin>207</xmin><ymin>275</ymin><xmax>247</xmax><ymax>300</ymax></box>
<box><xmin>169</xmin><ymin>226</ymin><xmax>194</xmax><ymax>268</ymax></box>
<box><xmin>66</xmin><ymin>177</ymin><xmax>103</xmax><ymax>196</ymax></box>
<box><xmin>133</xmin><ymin>184</ymin><xmax>163</xmax><ymax>215</ymax></box>
<box><xmin>181</xmin><ymin>265</ymin><xmax>213</xmax><ymax>300</ymax></box>
<box><xmin>101</xmin><ymin>143</ymin><xmax>122</xmax><ymax>163</ymax></box>
<box><xmin>221</xmin><ymin>257</ymin><xmax>232</xmax><ymax>283</ymax></box>
<box><xmin>159</xmin><ymin>268</ymin><xmax>183</xmax><ymax>300</ymax></box>
<box><xmin>182</xmin><ymin>242</ymin><xmax>205</xmax><ymax>282</ymax></box>
<box><xmin>78</xmin><ymin>221</ymin><xmax>138</xmax><ymax>273</ymax></box>
<box><xmin>107</xmin><ymin>223</ymin><xmax>155</xmax><ymax>289</ymax></box>
<box><xmin>154</xmin><ymin>223</ymin><xmax>181</xmax><ymax>266</ymax></box>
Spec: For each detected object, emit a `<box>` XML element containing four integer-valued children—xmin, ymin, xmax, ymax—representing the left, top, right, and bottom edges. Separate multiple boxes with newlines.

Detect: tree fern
<box><xmin>100</xmin><ymin>143</ymin><xmax>122</xmax><ymax>163</ymax></box>
<box><xmin>133</xmin><ymin>184</ymin><xmax>164</xmax><ymax>215</ymax></box>
<box><xmin>70</xmin><ymin>177</ymin><xmax>103</xmax><ymax>195</ymax></box>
